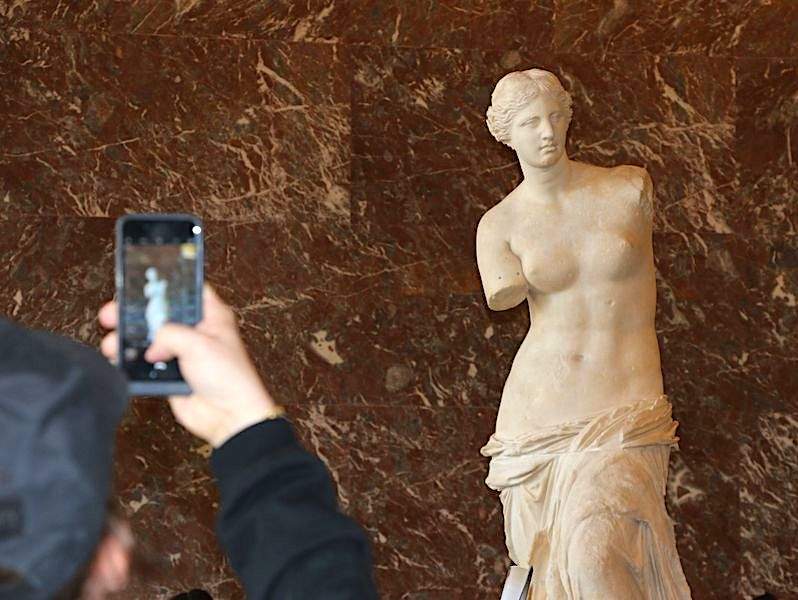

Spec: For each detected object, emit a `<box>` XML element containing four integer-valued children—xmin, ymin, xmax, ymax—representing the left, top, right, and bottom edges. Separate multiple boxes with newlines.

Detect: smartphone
<box><xmin>115</xmin><ymin>213</ymin><xmax>204</xmax><ymax>397</ymax></box>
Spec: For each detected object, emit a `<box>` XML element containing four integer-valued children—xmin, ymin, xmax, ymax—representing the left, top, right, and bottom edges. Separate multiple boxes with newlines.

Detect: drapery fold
<box><xmin>482</xmin><ymin>396</ymin><xmax>692</xmax><ymax>599</ymax></box>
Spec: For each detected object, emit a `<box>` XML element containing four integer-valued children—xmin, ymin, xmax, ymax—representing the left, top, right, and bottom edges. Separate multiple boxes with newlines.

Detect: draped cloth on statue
<box><xmin>481</xmin><ymin>395</ymin><xmax>692</xmax><ymax>600</ymax></box>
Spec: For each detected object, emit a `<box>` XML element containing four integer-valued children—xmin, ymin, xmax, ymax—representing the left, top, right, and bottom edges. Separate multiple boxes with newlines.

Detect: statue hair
<box><xmin>485</xmin><ymin>68</ymin><xmax>573</xmax><ymax>147</ymax></box>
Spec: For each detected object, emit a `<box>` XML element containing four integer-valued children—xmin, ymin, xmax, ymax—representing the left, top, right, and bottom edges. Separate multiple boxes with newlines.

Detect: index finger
<box><xmin>98</xmin><ymin>300</ymin><xmax>117</xmax><ymax>330</ymax></box>
<box><xmin>97</xmin><ymin>283</ymin><xmax>230</xmax><ymax>332</ymax></box>
<box><xmin>196</xmin><ymin>283</ymin><xmax>238</xmax><ymax>334</ymax></box>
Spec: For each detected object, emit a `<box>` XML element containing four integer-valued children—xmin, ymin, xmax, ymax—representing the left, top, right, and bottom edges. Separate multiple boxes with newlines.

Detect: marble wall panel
<box><xmin>732</xmin><ymin>58</ymin><xmax>798</xmax><ymax>238</ymax></box>
<box><xmin>666</xmin><ymin>440</ymin><xmax>741</xmax><ymax>600</ymax></box>
<box><xmin>291</xmin><ymin>403</ymin><xmax>508</xmax><ymax>599</ymax></box>
<box><xmin>0</xmin><ymin>216</ymin><xmax>117</xmax><ymax>332</ymax></box>
<box><xmin>0</xmin><ymin>0</ymin><xmax>555</xmax><ymax>50</ymax></box>
<box><xmin>2</xmin><ymin>2</ymin><xmax>797</xmax><ymax>599</ymax></box>
<box><xmin>554</xmin><ymin>53</ymin><xmax>738</xmax><ymax>234</ymax></box>
<box><xmin>552</xmin><ymin>0</ymin><xmax>798</xmax><ymax>57</ymax></box>
<box><xmin>657</xmin><ymin>233</ymin><xmax>797</xmax><ymax>413</ymax></box>
<box><xmin>739</xmin><ymin>410</ymin><xmax>798</xmax><ymax>597</ymax></box>
<box><xmin>0</xmin><ymin>28</ymin><xmax>350</xmax><ymax>222</ymax></box>
<box><xmin>655</xmin><ymin>231</ymin><xmax>798</xmax><ymax>599</ymax></box>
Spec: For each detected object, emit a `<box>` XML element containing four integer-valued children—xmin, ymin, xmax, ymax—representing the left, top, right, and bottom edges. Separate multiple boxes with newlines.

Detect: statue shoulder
<box><xmin>477</xmin><ymin>204</ymin><xmax>504</xmax><ymax>243</ymax></box>
<box><xmin>477</xmin><ymin>192</ymin><xmax>516</xmax><ymax>239</ymax></box>
<box><xmin>612</xmin><ymin>164</ymin><xmax>655</xmax><ymax>222</ymax></box>
<box><xmin>610</xmin><ymin>164</ymin><xmax>649</xmax><ymax>189</ymax></box>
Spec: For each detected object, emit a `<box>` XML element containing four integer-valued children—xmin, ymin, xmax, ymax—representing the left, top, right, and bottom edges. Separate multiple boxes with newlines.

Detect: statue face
<box><xmin>509</xmin><ymin>94</ymin><xmax>569</xmax><ymax>168</ymax></box>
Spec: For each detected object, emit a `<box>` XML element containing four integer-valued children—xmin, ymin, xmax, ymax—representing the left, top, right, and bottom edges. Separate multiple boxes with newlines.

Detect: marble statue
<box><xmin>477</xmin><ymin>68</ymin><xmax>692</xmax><ymax>599</ymax></box>
<box><xmin>144</xmin><ymin>266</ymin><xmax>169</xmax><ymax>344</ymax></box>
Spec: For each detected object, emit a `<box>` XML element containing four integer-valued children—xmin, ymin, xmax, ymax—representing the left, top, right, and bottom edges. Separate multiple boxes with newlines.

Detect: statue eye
<box><xmin>551</xmin><ymin>112</ymin><xmax>561</xmax><ymax>122</ymax></box>
<box><xmin>524</xmin><ymin>117</ymin><xmax>540</xmax><ymax>127</ymax></box>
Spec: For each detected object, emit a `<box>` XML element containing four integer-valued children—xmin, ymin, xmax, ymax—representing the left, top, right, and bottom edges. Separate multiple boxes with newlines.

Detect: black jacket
<box><xmin>209</xmin><ymin>418</ymin><xmax>379</xmax><ymax>599</ymax></box>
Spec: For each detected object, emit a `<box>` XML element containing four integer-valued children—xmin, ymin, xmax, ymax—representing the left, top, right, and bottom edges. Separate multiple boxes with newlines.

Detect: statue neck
<box><xmin>518</xmin><ymin>154</ymin><xmax>572</xmax><ymax>198</ymax></box>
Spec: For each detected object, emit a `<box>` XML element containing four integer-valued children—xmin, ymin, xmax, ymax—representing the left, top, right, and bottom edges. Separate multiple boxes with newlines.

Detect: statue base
<box><xmin>500</xmin><ymin>566</ymin><xmax>532</xmax><ymax>600</ymax></box>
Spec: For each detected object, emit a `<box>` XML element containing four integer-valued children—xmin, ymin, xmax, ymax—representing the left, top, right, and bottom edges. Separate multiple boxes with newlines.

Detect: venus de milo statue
<box><xmin>477</xmin><ymin>68</ymin><xmax>692</xmax><ymax>599</ymax></box>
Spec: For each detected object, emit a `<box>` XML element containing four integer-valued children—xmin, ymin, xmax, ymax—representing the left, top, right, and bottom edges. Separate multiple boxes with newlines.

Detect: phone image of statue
<box><xmin>122</xmin><ymin>243</ymin><xmax>199</xmax><ymax>363</ymax></box>
<box><xmin>144</xmin><ymin>266</ymin><xmax>170</xmax><ymax>344</ymax></box>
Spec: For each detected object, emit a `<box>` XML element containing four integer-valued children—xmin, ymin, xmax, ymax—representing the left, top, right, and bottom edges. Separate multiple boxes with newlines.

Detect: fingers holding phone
<box><xmin>100</xmin><ymin>281</ymin><xmax>278</xmax><ymax>448</ymax></box>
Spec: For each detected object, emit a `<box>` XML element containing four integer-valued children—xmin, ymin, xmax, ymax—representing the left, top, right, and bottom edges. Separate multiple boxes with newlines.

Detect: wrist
<box><xmin>212</xmin><ymin>404</ymin><xmax>287</xmax><ymax>448</ymax></box>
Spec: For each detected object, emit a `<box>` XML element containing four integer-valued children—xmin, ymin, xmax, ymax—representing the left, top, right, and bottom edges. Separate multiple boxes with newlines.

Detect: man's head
<box><xmin>0</xmin><ymin>316</ymin><xmax>131</xmax><ymax>599</ymax></box>
<box><xmin>486</xmin><ymin>68</ymin><xmax>573</xmax><ymax>166</ymax></box>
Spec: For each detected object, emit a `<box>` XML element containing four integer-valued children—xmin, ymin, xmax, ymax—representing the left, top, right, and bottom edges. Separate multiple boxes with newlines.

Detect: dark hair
<box><xmin>0</xmin><ymin>501</ymin><xmax>114</xmax><ymax>600</ymax></box>
<box><xmin>51</xmin><ymin>556</ymin><xmax>95</xmax><ymax>600</ymax></box>
<box><xmin>2</xmin><ymin>501</ymin><xmax>146</xmax><ymax>599</ymax></box>
<box><xmin>0</xmin><ymin>566</ymin><xmax>24</xmax><ymax>584</ymax></box>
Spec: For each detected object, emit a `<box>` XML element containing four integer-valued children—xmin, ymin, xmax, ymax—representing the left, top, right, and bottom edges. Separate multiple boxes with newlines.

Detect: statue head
<box><xmin>145</xmin><ymin>267</ymin><xmax>157</xmax><ymax>281</ymax></box>
<box><xmin>486</xmin><ymin>69</ymin><xmax>573</xmax><ymax>168</ymax></box>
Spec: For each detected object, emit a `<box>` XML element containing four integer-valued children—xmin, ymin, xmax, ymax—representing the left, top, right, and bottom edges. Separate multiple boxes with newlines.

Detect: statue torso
<box><xmin>508</xmin><ymin>169</ymin><xmax>647</xmax><ymax>294</ymax></box>
<box><xmin>491</xmin><ymin>162</ymin><xmax>664</xmax><ymax>437</ymax></box>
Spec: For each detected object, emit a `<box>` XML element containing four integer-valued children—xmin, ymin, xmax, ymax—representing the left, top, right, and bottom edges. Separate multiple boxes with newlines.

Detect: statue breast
<box><xmin>580</xmin><ymin>229</ymin><xmax>644</xmax><ymax>283</ymax></box>
<box><xmin>509</xmin><ymin>220</ymin><xmax>645</xmax><ymax>294</ymax></box>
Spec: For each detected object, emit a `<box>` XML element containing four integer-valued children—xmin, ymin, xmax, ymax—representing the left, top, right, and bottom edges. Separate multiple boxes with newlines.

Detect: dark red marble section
<box><xmin>0</xmin><ymin>28</ymin><xmax>349</xmax><ymax>223</ymax></box>
<box><xmin>739</xmin><ymin>410</ymin><xmax>798</xmax><ymax>596</ymax></box>
<box><xmin>552</xmin><ymin>0</ymin><xmax>798</xmax><ymax>57</ymax></box>
<box><xmin>560</xmin><ymin>53</ymin><xmax>738</xmax><ymax>234</ymax></box>
<box><xmin>655</xmin><ymin>232</ymin><xmax>798</xmax><ymax>598</ymax></box>
<box><xmin>657</xmin><ymin>233</ymin><xmax>797</xmax><ymax>414</ymax></box>
<box><xmin>1</xmin><ymin>2</ymin><xmax>797</xmax><ymax>599</ymax></box>
<box><xmin>732</xmin><ymin>59</ymin><xmax>798</xmax><ymax>238</ymax></box>
<box><xmin>289</xmin><ymin>403</ymin><xmax>507</xmax><ymax>599</ymax></box>
<box><xmin>0</xmin><ymin>0</ymin><xmax>555</xmax><ymax>50</ymax></box>
<box><xmin>349</xmin><ymin>44</ymin><xmax>526</xmax><ymax>253</ymax></box>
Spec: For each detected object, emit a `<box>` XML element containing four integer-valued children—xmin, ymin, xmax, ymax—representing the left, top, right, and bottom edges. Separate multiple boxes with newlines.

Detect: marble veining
<box><xmin>1</xmin><ymin>2</ymin><xmax>796</xmax><ymax>598</ymax></box>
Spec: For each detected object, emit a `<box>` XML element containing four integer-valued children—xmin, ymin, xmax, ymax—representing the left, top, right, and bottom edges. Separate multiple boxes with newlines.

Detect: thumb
<box><xmin>144</xmin><ymin>322</ymin><xmax>206</xmax><ymax>363</ymax></box>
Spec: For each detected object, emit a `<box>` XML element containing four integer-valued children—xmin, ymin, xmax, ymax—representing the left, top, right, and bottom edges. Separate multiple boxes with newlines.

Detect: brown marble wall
<box><xmin>1</xmin><ymin>1</ymin><xmax>796</xmax><ymax>598</ymax></box>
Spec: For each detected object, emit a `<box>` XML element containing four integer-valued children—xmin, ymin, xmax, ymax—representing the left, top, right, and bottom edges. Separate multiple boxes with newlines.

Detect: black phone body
<box><xmin>115</xmin><ymin>213</ymin><xmax>204</xmax><ymax>397</ymax></box>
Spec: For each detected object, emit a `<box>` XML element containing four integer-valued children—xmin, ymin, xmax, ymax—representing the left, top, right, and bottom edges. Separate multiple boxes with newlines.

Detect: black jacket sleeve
<box><xmin>209</xmin><ymin>418</ymin><xmax>379</xmax><ymax>600</ymax></box>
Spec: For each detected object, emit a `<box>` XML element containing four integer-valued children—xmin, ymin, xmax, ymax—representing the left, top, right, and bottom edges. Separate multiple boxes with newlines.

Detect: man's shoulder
<box><xmin>0</xmin><ymin>316</ymin><xmax>108</xmax><ymax>380</ymax></box>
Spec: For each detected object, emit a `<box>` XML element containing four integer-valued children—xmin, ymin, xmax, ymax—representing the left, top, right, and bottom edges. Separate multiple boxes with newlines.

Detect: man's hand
<box><xmin>98</xmin><ymin>283</ymin><xmax>279</xmax><ymax>448</ymax></box>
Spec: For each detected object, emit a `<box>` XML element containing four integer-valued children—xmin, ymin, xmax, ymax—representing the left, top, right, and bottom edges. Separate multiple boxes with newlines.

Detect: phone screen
<box><xmin>119</xmin><ymin>218</ymin><xmax>201</xmax><ymax>384</ymax></box>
